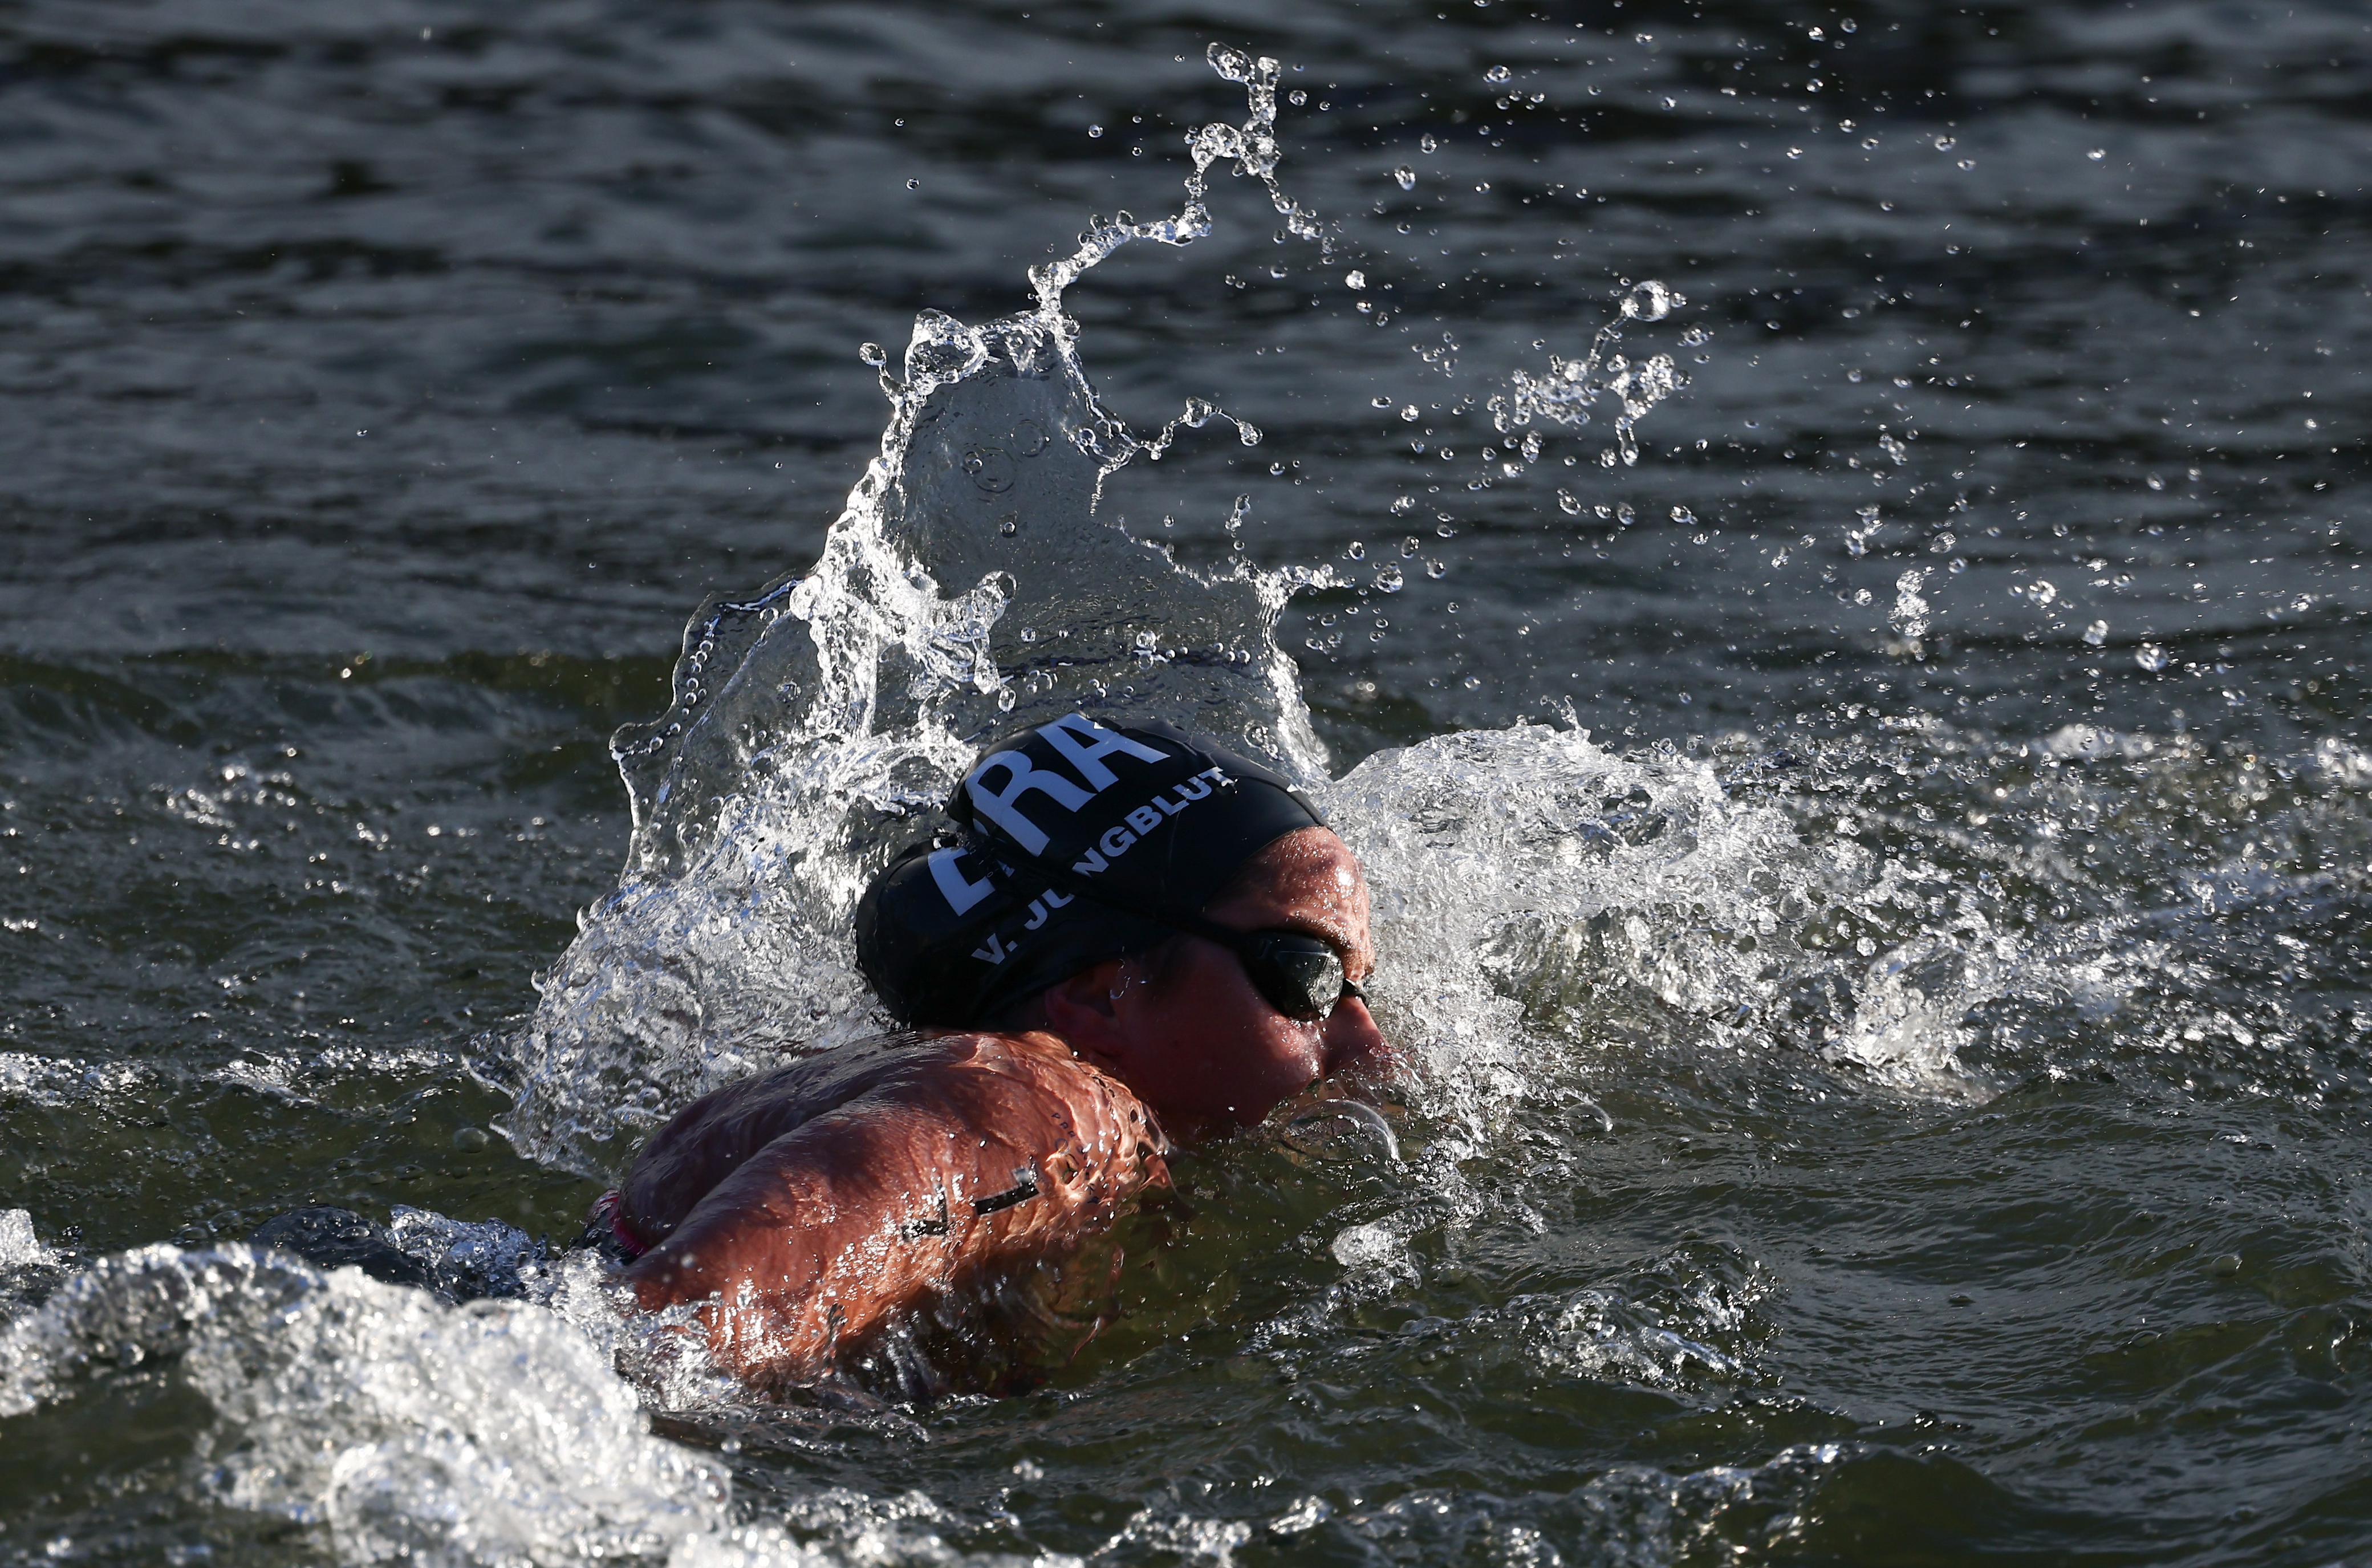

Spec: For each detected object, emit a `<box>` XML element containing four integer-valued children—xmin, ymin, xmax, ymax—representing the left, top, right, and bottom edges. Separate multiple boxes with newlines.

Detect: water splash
<box><xmin>0</xmin><ymin>1209</ymin><xmax>59</xmax><ymax>1273</ymax></box>
<box><xmin>1027</xmin><ymin>45</ymin><xmax>1324</xmax><ymax>324</ymax></box>
<box><xmin>0</xmin><ymin>1238</ymin><xmax>1051</xmax><ymax>1564</ymax></box>
<box><xmin>485</xmin><ymin>27</ymin><xmax>2274</xmax><ymax>1213</ymax></box>
<box><xmin>495</xmin><ymin>47</ymin><xmax>1339</xmax><ymax>1176</ymax></box>
<box><xmin>1890</xmin><ymin>567</ymin><xmax>1933</xmax><ymax>647</ymax></box>
<box><xmin>1485</xmin><ymin>281</ymin><xmax>1696</xmax><ymax>469</ymax></box>
<box><xmin>0</xmin><ymin>1208</ymin><xmax>64</xmax><ymax>1322</ymax></box>
<box><xmin>1320</xmin><ymin>724</ymin><xmax>1993</xmax><ymax>1110</ymax></box>
<box><xmin>0</xmin><ymin>1245</ymin><xmax>732</xmax><ymax>1562</ymax></box>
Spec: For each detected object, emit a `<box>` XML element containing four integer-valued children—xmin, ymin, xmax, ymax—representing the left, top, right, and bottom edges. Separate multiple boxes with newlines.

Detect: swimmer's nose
<box><xmin>1322</xmin><ymin>992</ymin><xmax>1389</xmax><ymax>1074</ymax></box>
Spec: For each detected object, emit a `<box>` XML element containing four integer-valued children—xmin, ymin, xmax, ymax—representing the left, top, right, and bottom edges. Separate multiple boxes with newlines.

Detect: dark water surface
<box><xmin>3</xmin><ymin>1</ymin><xmax>2370</xmax><ymax>1563</ymax></box>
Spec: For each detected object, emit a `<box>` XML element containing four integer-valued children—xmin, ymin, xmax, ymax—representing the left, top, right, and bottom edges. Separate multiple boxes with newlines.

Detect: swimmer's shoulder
<box><xmin>631</xmin><ymin>1033</ymin><xmax>948</xmax><ymax>1157</ymax></box>
<box><xmin>681</xmin><ymin>1029</ymin><xmax>1085</xmax><ymax>1122</ymax></box>
<box><xmin>623</xmin><ymin>1031</ymin><xmax>1160</xmax><ymax>1192</ymax></box>
<box><xmin>725</xmin><ymin>1028</ymin><xmax>1168</xmax><ymax>1160</ymax></box>
<box><xmin>951</xmin><ymin>1031</ymin><xmax>1171</xmax><ymax>1157</ymax></box>
<box><xmin>618</xmin><ymin>1033</ymin><xmax>960</xmax><ymax>1232</ymax></box>
<box><xmin>618</xmin><ymin>1029</ymin><xmax>1167</xmax><ymax>1248</ymax></box>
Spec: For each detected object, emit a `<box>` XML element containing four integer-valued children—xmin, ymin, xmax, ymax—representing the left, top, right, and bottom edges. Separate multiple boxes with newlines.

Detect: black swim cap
<box><xmin>855</xmin><ymin>713</ymin><xmax>1326</xmax><ymax>1027</ymax></box>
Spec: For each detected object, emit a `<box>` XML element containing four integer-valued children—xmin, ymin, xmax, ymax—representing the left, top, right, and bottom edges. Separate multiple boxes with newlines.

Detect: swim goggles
<box><xmin>1145</xmin><ymin>912</ymin><xmax>1371</xmax><ymax>1024</ymax></box>
<box><xmin>986</xmin><ymin>855</ymin><xmax>1370</xmax><ymax>1023</ymax></box>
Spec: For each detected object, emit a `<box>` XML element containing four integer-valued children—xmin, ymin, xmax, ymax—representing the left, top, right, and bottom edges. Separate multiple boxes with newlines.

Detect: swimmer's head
<box><xmin>856</xmin><ymin>713</ymin><xmax>1326</xmax><ymax>1028</ymax></box>
<box><xmin>855</xmin><ymin>713</ymin><xmax>1386</xmax><ymax>1128</ymax></box>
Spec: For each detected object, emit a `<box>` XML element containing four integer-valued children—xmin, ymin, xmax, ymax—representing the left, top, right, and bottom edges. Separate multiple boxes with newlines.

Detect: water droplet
<box><xmin>1484</xmin><ymin>64</ymin><xmax>1512</xmax><ymax>83</ymax></box>
<box><xmin>1288</xmin><ymin>90</ymin><xmax>1307</xmax><ymax>106</ymax></box>
<box><xmin>1345</xmin><ymin>541</ymin><xmax>1367</xmax><ymax>560</ymax></box>
<box><xmin>1401</xmin><ymin>535</ymin><xmax>1421</xmax><ymax>556</ymax></box>
<box><xmin>1933</xmin><ymin>136</ymin><xmax>1956</xmax><ymax>152</ymax></box>
<box><xmin>1425</xmin><ymin>559</ymin><xmax>1448</xmax><ymax>579</ymax></box>
<box><xmin>1088</xmin><ymin>124</ymin><xmax>1104</xmax><ymax>138</ymax></box>
<box><xmin>1345</xmin><ymin>269</ymin><xmax>1367</xmax><ymax>290</ymax></box>
<box><xmin>1930</xmin><ymin>531</ymin><xmax>1955</xmax><ymax>553</ymax></box>
<box><xmin>1207</xmin><ymin>43</ymin><xmax>1256</xmax><ymax>82</ymax></box>
<box><xmin>2087</xmin><ymin>148</ymin><xmax>2106</xmax><ymax>161</ymax></box>
<box><xmin>1400</xmin><ymin>404</ymin><xmax>1420</xmax><ymax>422</ymax></box>
<box><xmin>1394</xmin><ymin>166</ymin><xmax>1417</xmax><ymax>190</ymax></box>
<box><xmin>1615</xmin><ymin>502</ymin><xmax>1636</xmax><ymax>526</ymax></box>
<box><xmin>1557</xmin><ymin>489</ymin><xmax>1582</xmax><ymax>515</ymax></box>
<box><xmin>1619</xmin><ymin>280</ymin><xmax>1679</xmax><ymax>322</ymax></box>
<box><xmin>1886</xmin><ymin>568</ymin><xmax>1932</xmax><ymax>637</ymax></box>
<box><xmin>2138</xmin><ymin>643</ymin><xmax>2171</xmax><ymax>672</ymax></box>
<box><xmin>1371</xmin><ymin>395</ymin><xmax>1394</xmax><ymax>408</ymax></box>
<box><xmin>2082</xmin><ymin>619</ymin><xmax>2109</xmax><ymax>646</ymax></box>
<box><xmin>1390</xmin><ymin>495</ymin><xmax>1416</xmax><ymax>514</ymax></box>
<box><xmin>1375</xmin><ymin>565</ymin><xmax>1404</xmax><ymax>593</ymax></box>
<box><xmin>1419</xmin><ymin>133</ymin><xmax>1439</xmax><ymax>154</ymax></box>
<box><xmin>906</xmin><ymin>178</ymin><xmax>920</xmax><ymax>190</ymax></box>
<box><xmin>1957</xmin><ymin>159</ymin><xmax>1976</xmax><ymax>170</ymax></box>
<box><xmin>858</xmin><ymin>342</ymin><xmax>887</xmax><ymax>368</ymax></box>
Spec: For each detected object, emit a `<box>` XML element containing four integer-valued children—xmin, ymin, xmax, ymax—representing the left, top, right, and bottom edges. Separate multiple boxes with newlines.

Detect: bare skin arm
<box><xmin>618</xmin><ymin>1032</ymin><xmax>1169</xmax><ymax>1389</ymax></box>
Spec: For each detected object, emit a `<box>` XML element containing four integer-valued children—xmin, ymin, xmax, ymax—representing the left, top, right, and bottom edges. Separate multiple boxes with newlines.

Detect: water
<box><xmin>3</xmin><ymin>1</ymin><xmax>2369</xmax><ymax>1563</ymax></box>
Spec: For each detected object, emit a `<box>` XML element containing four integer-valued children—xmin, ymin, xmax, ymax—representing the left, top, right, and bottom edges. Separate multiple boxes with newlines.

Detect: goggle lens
<box><xmin>1240</xmin><ymin>931</ymin><xmax>1365</xmax><ymax>1021</ymax></box>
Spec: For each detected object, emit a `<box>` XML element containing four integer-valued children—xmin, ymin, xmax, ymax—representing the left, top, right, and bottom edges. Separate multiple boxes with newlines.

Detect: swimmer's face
<box><xmin>1043</xmin><ymin>826</ymin><xmax>1390</xmax><ymax>1138</ymax></box>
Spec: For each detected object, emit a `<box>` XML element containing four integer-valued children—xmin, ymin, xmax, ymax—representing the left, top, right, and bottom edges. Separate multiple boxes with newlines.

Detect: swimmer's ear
<box><xmin>1041</xmin><ymin>958</ymin><xmax>1130</xmax><ymax>1062</ymax></box>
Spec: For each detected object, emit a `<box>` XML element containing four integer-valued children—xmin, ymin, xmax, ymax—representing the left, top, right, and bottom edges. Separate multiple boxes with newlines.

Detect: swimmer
<box><xmin>600</xmin><ymin>713</ymin><xmax>1390</xmax><ymax>1395</ymax></box>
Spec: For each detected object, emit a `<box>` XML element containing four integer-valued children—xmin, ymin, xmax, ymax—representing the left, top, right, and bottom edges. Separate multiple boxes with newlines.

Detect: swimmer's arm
<box><xmin>620</xmin><ymin>1047</ymin><xmax>1164</xmax><ymax>1385</ymax></box>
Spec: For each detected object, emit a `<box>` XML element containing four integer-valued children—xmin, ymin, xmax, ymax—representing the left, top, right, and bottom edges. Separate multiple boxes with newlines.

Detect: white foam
<box><xmin>0</xmin><ymin>1051</ymin><xmax>151</xmax><ymax>1108</ymax></box>
<box><xmin>0</xmin><ymin>1245</ymin><xmax>733</xmax><ymax>1562</ymax></box>
<box><xmin>1329</xmin><ymin>1217</ymin><xmax>1422</xmax><ymax>1290</ymax></box>
<box><xmin>1320</xmin><ymin>723</ymin><xmax>2001</xmax><ymax>1110</ymax></box>
<box><xmin>0</xmin><ymin>1208</ymin><xmax>58</xmax><ymax>1270</ymax></box>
